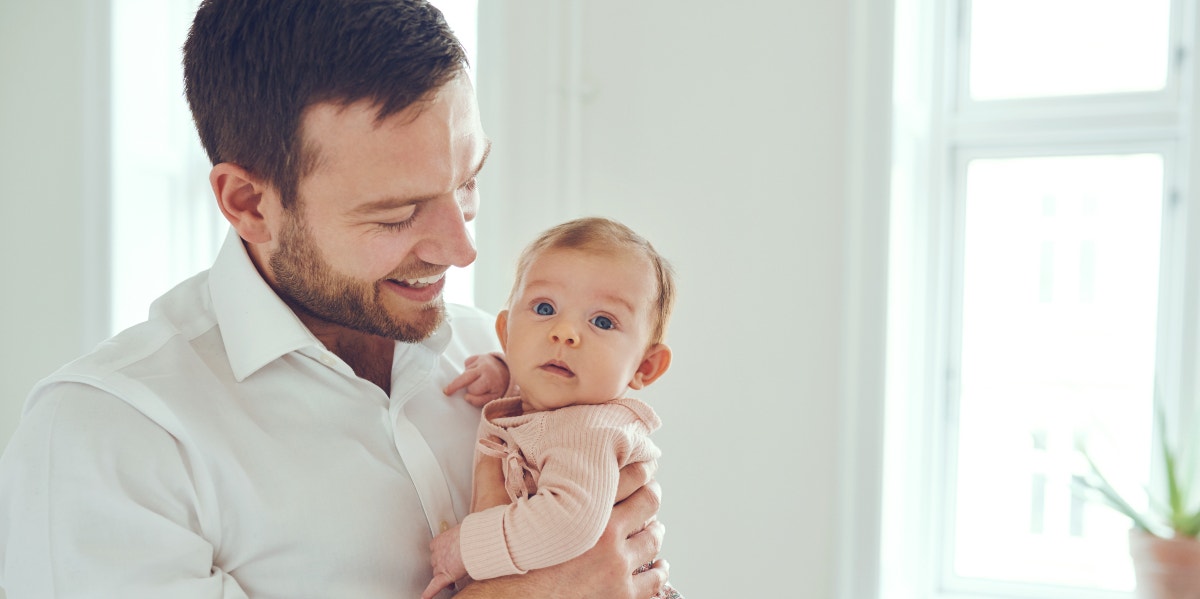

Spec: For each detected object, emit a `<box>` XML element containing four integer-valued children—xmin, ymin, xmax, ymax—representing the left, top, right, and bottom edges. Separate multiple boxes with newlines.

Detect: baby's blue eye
<box><xmin>591</xmin><ymin>315</ymin><xmax>614</xmax><ymax>330</ymax></box>
<box><xmin>535</xmin><ymin>302</ymin><xmax>555</xmax><ymax>316</ymax></box>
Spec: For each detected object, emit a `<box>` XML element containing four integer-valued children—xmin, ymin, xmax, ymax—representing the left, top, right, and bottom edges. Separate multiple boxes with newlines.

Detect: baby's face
<box><xmin>500</xmin><ymin>247</ymin><xmax>659</xmax><ymax>412</ymax></box>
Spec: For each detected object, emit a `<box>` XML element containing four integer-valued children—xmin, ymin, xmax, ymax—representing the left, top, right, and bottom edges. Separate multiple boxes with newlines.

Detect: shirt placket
<box><xmin>387</xmin><ymin>341</ymin><xmax>459</xmax><ymax>538</ymax></box>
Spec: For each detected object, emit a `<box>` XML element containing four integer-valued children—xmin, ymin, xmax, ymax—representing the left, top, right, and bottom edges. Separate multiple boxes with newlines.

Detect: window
<box><xmin>886</xmin><ymin>0</ymin><xmax>1195</xmax><ymax>597</ymax></box>
<box><xmin>109</xmin><ymin>0</ymin><xmax>479</xmax><ymax>336</ymax></box>
<box><xmin>951</xmin><ymin>152</ymin><xmax>1163</xmax><ymax>591</ymax></box>
<box><xmin>110</xmin><ymin>0</ymin><xmax>217</xmax><ymax>334</ymax></box>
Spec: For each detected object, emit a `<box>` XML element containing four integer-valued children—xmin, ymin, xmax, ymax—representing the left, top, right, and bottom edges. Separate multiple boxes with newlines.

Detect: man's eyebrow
<box><xmin>349</xmin><ymin>139</ymin><xmax>492</xmax><ymax>217</ymax></box>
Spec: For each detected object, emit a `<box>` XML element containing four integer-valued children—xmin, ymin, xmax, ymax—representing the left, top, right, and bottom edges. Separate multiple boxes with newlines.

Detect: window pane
<box><xmin>969</xmin><ymin>0</ymin><xmax>1171</xmax><ymax>100</ymax></box>
<box><xmin>429</xmin><ymin>0</ymin><xmax>478</xmax><ymax>306</ymax></box>
<box><xmin>111</xmin><ymin>0</ymin><xmax>216</xmax><ymax>334</ymax></box>
<box><xmin>952</xmin><ymin>154</ymin><xmax>1163</xmax><ymax>590</ymax></box>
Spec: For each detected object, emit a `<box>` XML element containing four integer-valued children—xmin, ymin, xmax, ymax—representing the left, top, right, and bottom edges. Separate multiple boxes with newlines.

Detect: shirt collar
<box><xmin>207</xmin><ymin>229</ymin><xmax>459</xmax><ymax>382</ymax></box>
<box><xmin>209</xmin><ymin>229</ymin><xmax>322</xmax><ymax>382</ymax></box>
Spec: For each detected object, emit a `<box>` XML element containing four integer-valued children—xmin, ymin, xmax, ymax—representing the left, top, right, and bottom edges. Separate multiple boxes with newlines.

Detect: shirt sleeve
<box><xmin>0</xmin><ymin>382</ymin><xmax>249</xmax><ymax>599</ymax></box>
<box><xmin>459</xmin><ymin>410</ymin><xmax>633</xmax><ymax>579</ymax></box>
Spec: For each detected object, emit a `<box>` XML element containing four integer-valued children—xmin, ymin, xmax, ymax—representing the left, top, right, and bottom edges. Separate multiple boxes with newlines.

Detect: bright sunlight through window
<box><xmin>968</xmin><ymin>0</ymin><xmax>1171</xmax><ymax>100</ymax></box>
<box><xmin>952</xmin><ymin>154</ymin><xmax>1163</xmax><ymax>591</ymax></box>
<box><xmin>899</xmin><ymin>1</ymin><xmax>1187</xmax><ymax>596</ymax></box>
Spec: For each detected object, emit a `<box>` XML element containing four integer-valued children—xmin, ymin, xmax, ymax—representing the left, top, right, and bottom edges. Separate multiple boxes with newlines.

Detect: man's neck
<box><xmin>242</xmin><ymin>241</ymin><xmax>396</xmax><ymax>393</ymax></box>
<box><xmin>300</xmin><ymin>314</ymin><xmax>395</xmax><ymax>395</ymax></box>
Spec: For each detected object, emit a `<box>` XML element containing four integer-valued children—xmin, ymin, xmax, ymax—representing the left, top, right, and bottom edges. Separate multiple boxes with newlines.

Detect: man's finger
<box><xmin>614</xmin><ymin>461</ymin><xmax>654</xmax><ymax>503</ymax></box>
<box><xmin>627</xmin><ymin>518</ymin><xmax>665</xmax><ymax>558</ymax></box>
<box><xmin>626</xmin><ymin>523</ymin><xmax>667</xmax><ymax>597</ymax></box>
<box><xmin>633</xmin><ymin>558</ymin><xmax>670</xmax><ymax>598</ymax></box>
<box><xmin>611</xmin><ymin>481</ymin><xmax>662</xmax><ymax>538</ymax></box>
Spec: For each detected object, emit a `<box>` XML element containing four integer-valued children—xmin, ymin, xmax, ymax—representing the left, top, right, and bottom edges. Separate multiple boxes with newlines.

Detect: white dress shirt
<box><xmin>0</xmin><ymin>230</ymin><xmax>498</xmax><ymax>598</ymax></box>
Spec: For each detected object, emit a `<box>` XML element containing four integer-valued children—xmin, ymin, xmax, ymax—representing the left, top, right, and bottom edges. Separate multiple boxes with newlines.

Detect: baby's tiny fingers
<box><xmin>421</xmin><ymin>575</ymin><xmax>451</xmax><ymax>599</ymax></box>
<box><xmin>463</xmin><ymin>392</ymin><xmax>494</xmax><ymax>408</ymax></box>
<box><xmin>444</xmin><ymin>371</ymin><xmax>481</xmax><ymax>395</ymax></box>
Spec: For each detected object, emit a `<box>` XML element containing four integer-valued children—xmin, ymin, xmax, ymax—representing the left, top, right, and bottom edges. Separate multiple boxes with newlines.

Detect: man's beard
<box><xmin>269</xmin><ymin>212</ymin><xmax>444</xmax><ymax>342</ymax></box>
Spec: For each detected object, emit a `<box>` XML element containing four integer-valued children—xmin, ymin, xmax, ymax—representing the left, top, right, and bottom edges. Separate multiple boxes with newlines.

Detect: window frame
<box><xmin>939</xmin><ymin>139</ymin><xmax>1182</xmax><ymax>599</ymax></box>
<box><xmin>951</xmin><ymin>0</ymin><xmax>1186</xmax><ymax>132</ymax></box>
<box><xmin>884</xmin><ymin>0</ymin><xmax>1200</xmax><ymax>598</ymax></box>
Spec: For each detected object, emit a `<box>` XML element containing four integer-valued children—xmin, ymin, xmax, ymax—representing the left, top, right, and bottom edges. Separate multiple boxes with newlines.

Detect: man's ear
<box><xmin>210</xmin><ymin>162</ymin><xmax>274</xmax><ymax>244</ymax></box>
<box><xmin>494</xmin><ymin>310</ymin><xmax>510</xmax><ymax>351</ymax></box>
<box><xmin>628</xmin><ymin>343</ymin><xmax>672</xmax><ymax>390</ymax></box>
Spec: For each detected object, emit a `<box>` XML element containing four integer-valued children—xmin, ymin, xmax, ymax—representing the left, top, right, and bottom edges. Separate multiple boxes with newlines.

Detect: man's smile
<box><xmin>391</xmin><ymin>272</ymin><xmax>445</xmax><ymax>288</ymax></box>
<box><xmin>383</xmin><ymin>272</ymin><xmax>447</xmax><ymax>303</ymax></box>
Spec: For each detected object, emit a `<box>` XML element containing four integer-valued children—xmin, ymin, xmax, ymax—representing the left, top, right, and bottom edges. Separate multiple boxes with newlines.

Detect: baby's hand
<box><xmin>443</xmin><ymin>352</ymin><xmax>511</xmax><ymax>407</ymax></box>
<box><xmin>421</xmin><ymin>524</ymin><xmax>467</xmax><ymax>599</ymax></box>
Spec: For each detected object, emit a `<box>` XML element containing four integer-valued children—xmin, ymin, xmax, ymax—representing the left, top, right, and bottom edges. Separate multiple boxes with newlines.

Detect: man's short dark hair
<box><xmin>183</xmin><ymin>0</ymin><xmax>468</xmax><ymax>209</ymax></box>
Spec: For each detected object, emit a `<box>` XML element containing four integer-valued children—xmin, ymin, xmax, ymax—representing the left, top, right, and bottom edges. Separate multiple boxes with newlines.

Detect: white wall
<box><xmin>0</xmin><ymin>0</ymin><xmax>109</xmax><ymax>454</ymax></box>
<box><xmin>474</xmin><ymin>2</ymin><xmax>889</xmax><ymax>597</ymax></box>
<box><xmin>0</xmin><ymin>1</ymin><xmax>891</xmax><ymax>597</ymax></box>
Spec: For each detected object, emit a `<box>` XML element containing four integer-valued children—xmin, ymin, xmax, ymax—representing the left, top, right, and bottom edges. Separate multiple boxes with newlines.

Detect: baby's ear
<box><xmin>628</xmin><ymin>343</ymin><xmax>672</xmax><ymax>390</ymax></box>
<box><xmin>494</xmin><ymin>310</ymin><xmax>510</xmax><ymax>351</ymax></box>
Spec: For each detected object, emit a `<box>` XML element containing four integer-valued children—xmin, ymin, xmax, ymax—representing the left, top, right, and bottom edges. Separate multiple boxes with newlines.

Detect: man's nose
<box><xmin>416</xmin><ymin>196</ymin><xmax>477</xmax><ymax>267</ymax></box>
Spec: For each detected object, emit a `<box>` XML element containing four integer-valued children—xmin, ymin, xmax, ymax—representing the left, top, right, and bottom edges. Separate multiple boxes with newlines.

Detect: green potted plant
<box><xmin>1079</xmin><ymin>411</ymin><xmax>1200</xmax><ymax>599</ymax></box>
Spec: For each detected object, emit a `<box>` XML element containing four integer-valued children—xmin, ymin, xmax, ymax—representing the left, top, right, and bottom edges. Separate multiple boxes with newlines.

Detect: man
<box><xmin>0</xmin><ymin>1</ymin><xmax>667</xmax><ymax>597</ymax></box>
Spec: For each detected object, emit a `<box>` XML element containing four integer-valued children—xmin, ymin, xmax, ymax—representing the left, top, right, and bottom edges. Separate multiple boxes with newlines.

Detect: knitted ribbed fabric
<box><xmin>458</xmin><ymin>396</ymin><xmax>662</xmax><ymax>579</ymax></box>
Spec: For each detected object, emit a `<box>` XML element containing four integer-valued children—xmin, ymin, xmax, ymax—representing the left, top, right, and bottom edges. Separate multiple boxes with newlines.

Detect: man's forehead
<box><xmin>293</xmin><ymin>80</ymin><xmax>486</xmax><ymax>203</ymax></box>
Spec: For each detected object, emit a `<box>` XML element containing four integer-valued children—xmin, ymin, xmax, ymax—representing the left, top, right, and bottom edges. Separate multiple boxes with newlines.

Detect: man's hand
<box><xmin>444</xmin><ymin>353</ymin><xmax>511</xmax><ymax>407</ymax></box>
<box><xmin>615</xmin><ymin>460</ymin><xmax>655</xmax><ymax>503</ymax></box>
<box><xmin>454</xmin><ymin>481</ymin><xmax>668</xmax><ymax>599</ymax></box>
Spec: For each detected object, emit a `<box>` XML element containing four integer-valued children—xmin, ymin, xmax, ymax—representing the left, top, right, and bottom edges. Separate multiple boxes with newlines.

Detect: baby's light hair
<box><xmin>507</xmin><ymin>217</ymin><xmax>677</xmax><ymax>345</ymax></box>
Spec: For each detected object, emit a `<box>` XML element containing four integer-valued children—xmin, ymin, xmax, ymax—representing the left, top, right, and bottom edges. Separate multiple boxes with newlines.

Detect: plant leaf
<box><xmin>1079</xmin><ymin>452</ymin><xmax>1158</xmax><ymax>534</ymax></box>
<box><xmin>1161</xmin><ymin>408</ymin><xmax>1186</xmax><ymax>526</ymax></box>
<box><xmin>1179</xmin><ymin>508</ymin><xmax>1200</xmax><ymax>538</ymax></box>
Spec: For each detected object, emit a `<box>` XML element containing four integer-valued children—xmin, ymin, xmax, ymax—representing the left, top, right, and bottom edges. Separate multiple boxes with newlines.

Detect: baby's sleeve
<box><xmin>458</xmin><ymin>409</ymin><xmax>636</xmax><ymax>579</ymax></box>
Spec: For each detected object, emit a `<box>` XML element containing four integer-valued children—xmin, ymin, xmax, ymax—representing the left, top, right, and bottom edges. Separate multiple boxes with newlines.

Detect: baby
<box><xmin>424</xmin><ymin>217</ymin><xmax>682</xmax><ymax>599</ymax></box>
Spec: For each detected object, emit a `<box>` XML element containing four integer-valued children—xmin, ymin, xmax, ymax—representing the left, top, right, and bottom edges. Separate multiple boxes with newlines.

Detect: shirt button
<box><xmin>440</xmin><ymin>521</ymin><xmax>450</xmax><ymax>533</ymax></box>
<box><xmin>321</xmin><ymin>354</ymin><xmax>337</xmax><ymax>366</ymax></box>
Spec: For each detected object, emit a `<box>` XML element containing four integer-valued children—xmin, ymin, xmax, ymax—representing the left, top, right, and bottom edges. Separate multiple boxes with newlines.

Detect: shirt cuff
<box><xmin>460</xmin><ymin>506</ymin><xmax>526</xmax><ymax>579</ymax></box>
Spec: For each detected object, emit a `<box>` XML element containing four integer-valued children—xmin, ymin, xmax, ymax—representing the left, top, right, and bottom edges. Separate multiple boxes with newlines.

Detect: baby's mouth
<box><xmin>540</xmin><ymin>360</ymin><xmax>574</xmax><ymax>377</ymax></box>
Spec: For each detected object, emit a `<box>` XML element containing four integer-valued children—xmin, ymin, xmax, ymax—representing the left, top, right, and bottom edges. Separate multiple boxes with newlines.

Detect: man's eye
<box><xmin>378</xmin><ymin>219</ymin><xmax>414</xmax><ymax>231</ymax></box>
<box><xmin>373</xmin><ymin>205</ymin><xmax>418</xmax><ymax>231</ymax></box>
<box><xmin>535</xmin><ymin>302</ymin><xmax>555</xmax><ymax>316</ymax></box>
<box><xmin>591</xmin><ymin>315</ymin><xmax>614</xmax><ymax>330</ymax></box>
